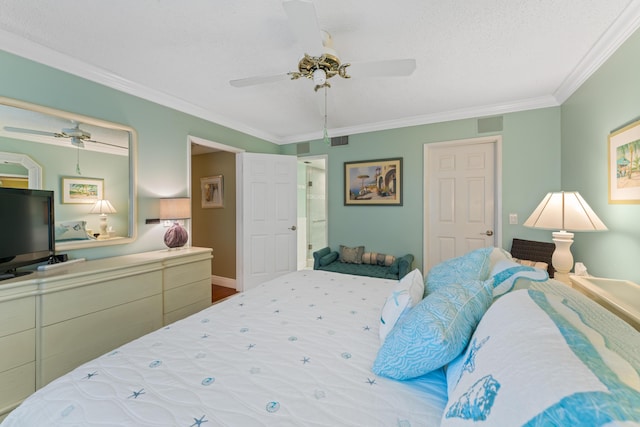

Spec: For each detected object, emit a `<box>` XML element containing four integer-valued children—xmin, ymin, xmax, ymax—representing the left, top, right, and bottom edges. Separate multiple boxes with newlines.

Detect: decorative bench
<box><xmin>313</xmin><ymin>246</ymin><xmax>414</xmax><ymax>280</ymax></box>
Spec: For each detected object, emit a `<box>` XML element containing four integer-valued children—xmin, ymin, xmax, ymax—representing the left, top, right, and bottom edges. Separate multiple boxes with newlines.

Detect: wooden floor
<box><xmin>211</xmin><ymin>284</ymin><xmax>237</xmax><ymax>303</ymax></box>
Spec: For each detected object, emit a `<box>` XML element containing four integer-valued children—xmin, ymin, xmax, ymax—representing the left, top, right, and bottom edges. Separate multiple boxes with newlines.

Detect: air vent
<box><xmin>477</xmin><ymin>116</ymin><xmax>503</xmax><ymax>133</ymax></box>
<box><xmin>297</xmin><ymin>142</ymin><xmax>310</xmax><ymax>154</ymax></box>
<box><xmin>331</xmin><ymin>135</ymin><xmax>349</xmax><ymax>146</ymax></box>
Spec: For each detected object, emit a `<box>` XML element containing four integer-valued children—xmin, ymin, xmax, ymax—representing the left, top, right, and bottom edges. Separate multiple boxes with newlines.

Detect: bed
<box><xmin>3</xmin><ymin>248</ymin><xmax>640</xmax><ymax>426</ymax></box>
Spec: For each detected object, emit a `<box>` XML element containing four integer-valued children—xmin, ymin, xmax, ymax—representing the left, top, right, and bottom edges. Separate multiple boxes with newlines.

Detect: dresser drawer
<box><xmin>0</xmin><ymin>297</ymin><xmax>34</xmax><ymax>338</ymax></box>
<box><xmin>164</xmin><ymin>299</ymin><xmax>211</xmax><ymax>325</ymax></box>
<box><xmin>163</xmin><ymin>278</ymin><xmax>211</xmax><ymax>313</ymax></box>
<box><xmin>0</xmin><ymin>329</ymin><xmax>35</xmax><ymax>372</ymax></box>
<box><xmin>163</xmin><ymin>261</ymin><xmax>210</xmax><ymax>291</ymax></box>
<box><xmin>41</xmin><ymin>271</ymin><xmax>162</xmax><ymax>326</ymax></box>
<box><xmin>0</xmin><ymin>362</ymin><xmax>35</xmax><ymax>418</ymax></box>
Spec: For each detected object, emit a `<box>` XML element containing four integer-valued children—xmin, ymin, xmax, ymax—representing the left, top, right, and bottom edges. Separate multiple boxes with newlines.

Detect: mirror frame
<box><xmin>0</xmin><ymin>96</ymin><xmax>138</xmax><ymax>250</ymax></box>
<box><xmin>0</xmin><ymin>151</ymin><xmax>42</xmax><ymax>188</ymax></box>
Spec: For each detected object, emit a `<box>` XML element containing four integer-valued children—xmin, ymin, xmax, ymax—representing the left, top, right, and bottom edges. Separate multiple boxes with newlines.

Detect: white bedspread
<box><xmin>3</xmin><ymin>270</ymin><xmax>447</xmax><ymax>427</ymax></box>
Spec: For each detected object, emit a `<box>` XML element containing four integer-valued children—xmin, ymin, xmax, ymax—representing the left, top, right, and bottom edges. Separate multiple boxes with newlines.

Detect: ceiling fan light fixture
<box><xmin>313</xmin><ymin>68</ymin><xmax>326</xmax><ymax>86</ymax></box>
<box><xmin>70</xmin><ymin>136</ymin><xmax>85</xmax><ymax>148</ymax></box>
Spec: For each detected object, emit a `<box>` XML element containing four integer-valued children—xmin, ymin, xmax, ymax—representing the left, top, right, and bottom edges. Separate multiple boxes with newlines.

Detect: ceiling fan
<box><xmin>229</xmin><ymin>0</ymin><xmax>417</xmax><ymax>92</ymax></box>
<box><xmin>3</xmin><ymin>122</ymin><xmax>121</xmax><ymax>149</ymax></box>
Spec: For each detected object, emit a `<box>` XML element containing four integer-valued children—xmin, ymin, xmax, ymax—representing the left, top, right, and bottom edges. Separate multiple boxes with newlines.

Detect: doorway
<box><xmin>189</xmin><ymin>136</ymin><xmax>244</xmax><ymax>290</ymax></box>
<box><xmin>297</xmin><ymin>156</ymin><xmax>328</xmax><ymax>269</ymax></box>
<box><xmin>189</xmin><ymin>136</ymin><xmax>299</xmax><ymax>292</ymax></box>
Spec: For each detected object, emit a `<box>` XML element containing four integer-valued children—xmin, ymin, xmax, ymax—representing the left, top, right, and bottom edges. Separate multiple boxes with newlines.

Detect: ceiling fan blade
<box><xmin>347</xmin><ymin>59</ymin><xmax>417</xmax><ymax>78</ymax></box>
<box><xmin>230</xmin><ymin>73</ymin><xmax>291</xmax><ymax>88</ymax></box>
<box><xmin>85</xmin><ymin>139</ymin><xmax>127</xmax><ymax>149</ymax></box>
<box><xmin>3</xmin><ymin>126</ymin><xmax>62</xmax><ymax>138</ymax></box>
<box><xmin>282</xmin><ymin>0</ymin><xmax>323</xmax><ymax>54</ymax></box>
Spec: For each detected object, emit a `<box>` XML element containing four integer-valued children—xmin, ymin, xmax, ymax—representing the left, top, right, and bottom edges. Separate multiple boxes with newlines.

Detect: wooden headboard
<box><xmin>509</xmin><ymin>238</ymin><xmax>555</xmax><ymax>278</ymax></box>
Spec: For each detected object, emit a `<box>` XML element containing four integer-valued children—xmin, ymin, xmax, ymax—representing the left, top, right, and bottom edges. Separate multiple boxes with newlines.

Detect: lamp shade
<box><xmin>159</xmin><ymin>198</ymin><xmax>191</xmax><ymax>220</ymax></box>
<box><xmin>89</xmin><ymin>199</ymin><xmax>117</xmax><ymax>214</ymax></box>
<box><xmin>523</xmin><ymin>192</ymin><xmax>607</xmax><ymax>232</ymax></box>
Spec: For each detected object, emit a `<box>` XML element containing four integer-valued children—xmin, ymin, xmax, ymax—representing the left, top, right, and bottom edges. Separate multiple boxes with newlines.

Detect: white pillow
<box><xmin>512</xmin><ymin>257</ymin><xmax>549</xmax><ymax>272</ymax></box>
<box><xmin>443</xmin><ymin>289</ymin><xmax>640</xmax><ymax>426</ymax></box>
<box><xmin>489</xmin><ymin>247</ymin><xmax>512</xmax><ymax>269</ymax></box>
<box><xmin>378</xmin><ymin>268</ymin><xmax>424</xmax><ymax>343</ymax></box>
<box><xmin>55</xmin><ymin>220</ymin><xmax>93</xmax><ymax>241</ymax></box>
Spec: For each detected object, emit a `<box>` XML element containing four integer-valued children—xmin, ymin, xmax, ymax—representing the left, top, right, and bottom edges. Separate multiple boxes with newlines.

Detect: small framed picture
<box><xmin>609</xmin><ymin>118</ymin><xmax>640</xmax><ymax>203</ymax></box>
<box><xmin>61</xmin><ymin>177</ymin><xmax>104</xmax><ymax>204</ymax></box>
<box><xmin>201</xmin><ymin>175</ymin><xmax>224</xmax><ymax>208</ymax></box>
<box><xmin>344</xmin><ymin>158</ymin><xmax>402</xmax><ymax>206</ymax></box>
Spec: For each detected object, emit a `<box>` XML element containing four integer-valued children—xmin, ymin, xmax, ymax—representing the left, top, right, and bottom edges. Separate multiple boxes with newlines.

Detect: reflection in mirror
<box><xmin>0</xmin><ymin>152</ymin><xmax>41</xmax><ymax>189</ymax></box>
<box><xmin>0</xmin><ymin>97</ymin><xmax>137</xmax><ymax>250</ymax></box>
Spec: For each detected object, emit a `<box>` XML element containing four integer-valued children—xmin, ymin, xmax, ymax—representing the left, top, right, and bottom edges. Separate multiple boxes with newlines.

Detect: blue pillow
<box><xmin>372</xmin><ymin>278</ymin><xmax>493</xmax><ymax>380</ymax></box>
<box><xmin>319</xmin><ymin>251</ymin><xmax>338</xmax><ymax>266</ymax></box>
<box><xmin>426</xmin><ymin>248</ymin><xmax>493</xmax><ymax>295</ymax></box>
<box><xmin>490</xmin><ymin>259</ymin><xmax>548</xmax><ymax>297</ymax></box>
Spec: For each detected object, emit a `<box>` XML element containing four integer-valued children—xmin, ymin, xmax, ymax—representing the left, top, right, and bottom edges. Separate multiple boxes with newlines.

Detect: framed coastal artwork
<box><xmin>61</xmin><ymin>177</ymin><xmax>104</xmax><ymax>204</ymax></box>
<box><xmin>608</xmin><ymin>118</ymin><xmax>640</xmax><ymax>204</ymax></box>
<box><xmin>201</xmin><ymin>175</ymin><xmax>224</xmax><ymax>208</ymax></box>
<box><xmin>344</xmin><ymin>157</ymin><xmax>402</xmax><ymax>206</ymax></box>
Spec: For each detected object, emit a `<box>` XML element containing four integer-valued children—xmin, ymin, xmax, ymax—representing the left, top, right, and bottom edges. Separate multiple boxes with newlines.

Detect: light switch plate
<box><xmin>509</xmin><ymin>213</ymin><xmax>518</xmax><ymax>225</ymax></box>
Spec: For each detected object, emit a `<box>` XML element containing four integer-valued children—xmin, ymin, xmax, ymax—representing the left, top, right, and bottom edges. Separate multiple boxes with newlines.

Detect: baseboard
<box><xmin>211</xmin><ymin>275</ymin><xmax>236</xmax><ymax>289</ymax></box>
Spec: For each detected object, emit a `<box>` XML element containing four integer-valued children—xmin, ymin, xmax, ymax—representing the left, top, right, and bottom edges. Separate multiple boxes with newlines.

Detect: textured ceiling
<box><xmin>1</xmin><ymin>0</ymin><xmax>639</xmax><ymax>145</ymax></box>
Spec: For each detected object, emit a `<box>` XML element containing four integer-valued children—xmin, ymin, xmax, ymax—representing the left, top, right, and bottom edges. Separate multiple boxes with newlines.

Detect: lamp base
<box><xmin>551</xmin><ymin>230</ymin><xmax>574</xmax><ymax>285</ymax></box>
<box><xmin>98</xmin><ymin>213</ymin><xmax>108</xmax><ymax>239</ymax></box>
<box><xmin>164</xmin><ymin>222</ymin><xmax>188</xmax><ymax>248</ymax></box>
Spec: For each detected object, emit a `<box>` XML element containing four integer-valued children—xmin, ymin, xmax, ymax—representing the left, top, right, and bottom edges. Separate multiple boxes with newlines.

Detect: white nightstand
<box><xmin>569</xmin><ymin>275</ymin><xmax>640</xmax><ymax>331</ymax></box>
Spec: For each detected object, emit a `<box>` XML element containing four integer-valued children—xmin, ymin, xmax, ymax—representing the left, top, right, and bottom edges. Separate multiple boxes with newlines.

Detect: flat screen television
<box><xmin>0</xmin><ymin>187</ymin><xmax>55</xmax><ymax>280</ymax></box>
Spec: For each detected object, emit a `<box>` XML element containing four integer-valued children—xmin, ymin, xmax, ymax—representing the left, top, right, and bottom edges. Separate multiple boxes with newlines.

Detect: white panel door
<box><xmin>425</xmin><ymin>139</ymin><xmax>497</xmax><ymax>271</ymax></box>
<box><xmin>238</xmin><ymin>152</ymin><xmax>297</xmax><ymax>292</ymax></box>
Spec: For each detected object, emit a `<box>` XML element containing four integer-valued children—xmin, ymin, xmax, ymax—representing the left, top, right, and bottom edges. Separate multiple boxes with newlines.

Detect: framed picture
<box><xmin>608</xmin><ymin>118</ymin><xmax>640</xmax><ymax>204</ymax></box>
<box><xmin>61</xmin><ymin>177</ymin><xmax>104</xmax><ymax>204</ymax></box>
<box><xmin>201</xmin><ymin>175</ymin><xmax>224</xmax><ymax>208</ymax></box>
<box><xmin>344</xmin><ymin>157</ymin><xmax>402</xmax><ymax>206</ymax></box>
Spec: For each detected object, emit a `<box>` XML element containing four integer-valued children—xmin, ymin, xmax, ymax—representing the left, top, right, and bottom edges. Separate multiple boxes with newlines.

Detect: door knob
<box><xmin>289</xmin><ymin>225</ymin><xmax>297</xmax><ymax>231</ymax></box>
<box><xmin>484</xmin><ymin>230</ymin><xmax>494</xmax><ymax>236</ymax></box>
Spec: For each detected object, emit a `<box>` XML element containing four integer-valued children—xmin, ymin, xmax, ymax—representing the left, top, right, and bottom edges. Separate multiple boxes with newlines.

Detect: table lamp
<box><xmin>89</xmin><ymin>199</ymin><xmax>117</xmax><ymax>239</ymax></box>
<box><xmin>523</xmin><ymin>191</ymin><xmax>607</xmax><ymax>284</ymax></box>
<box><xmin>159</xmin><ymin>198</ymin><xmax>191</xmax><ymax>248</ymax></box>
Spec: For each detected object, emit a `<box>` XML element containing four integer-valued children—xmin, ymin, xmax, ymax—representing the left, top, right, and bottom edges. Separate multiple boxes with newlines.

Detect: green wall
<box><xmin>282</xmin><ymin>107</ymin><xmax>561</xmax><ymax>271</ymax></box>
<box><xmin>561</xmin><ymin>27</ymin><xmax>640</xmax><ymax>282</ymax></box>
<box><xmin>0</xmin><ymin>49</ymin><xmax>278</xmax><ymax>260</ymax></box>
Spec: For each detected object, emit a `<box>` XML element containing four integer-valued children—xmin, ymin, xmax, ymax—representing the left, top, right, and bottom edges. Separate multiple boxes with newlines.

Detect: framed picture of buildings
<box><xmin>344</xmin><ymin>158</ymin><xmax>402</xmax><ymax>206</ymax></box>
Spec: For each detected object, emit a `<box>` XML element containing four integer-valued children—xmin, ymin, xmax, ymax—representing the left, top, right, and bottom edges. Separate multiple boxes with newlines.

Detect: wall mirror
<box><xmin>0</xmin><ymin>96</ymin><xmax>137</xmax><ymax>250</ymax></box>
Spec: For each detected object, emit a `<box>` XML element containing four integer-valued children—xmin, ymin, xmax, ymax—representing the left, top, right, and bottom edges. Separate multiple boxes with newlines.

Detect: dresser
<box><xmin>0</xmin><ymin>247</ymin><xmax>212</xmax><ymax>420</ymax></box>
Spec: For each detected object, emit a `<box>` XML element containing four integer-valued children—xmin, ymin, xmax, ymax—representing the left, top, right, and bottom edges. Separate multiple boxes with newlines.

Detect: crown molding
<box><xmin>285</xmin><ymin>95</ymin><xmax>560</xmax><ymax>145</ymax></box>
<box><xmin>0</xmin><ymin>30</ymin><xmax>281</xmax><ymax>144</ymax></box>
<box><xmin>554</xmin><ymin>0</ymin><xmax>640</xmax><ymax>103</ymax></box>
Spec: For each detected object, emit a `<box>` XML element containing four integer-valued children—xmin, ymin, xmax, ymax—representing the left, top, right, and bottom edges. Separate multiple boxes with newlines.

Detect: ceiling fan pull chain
<box><xmin>323</xmin><ymin>86</ymin><xmax>330</xmax><ymax>145</ymax></box>
<box><xmin>76</xmin><ymin>146</ymin><xmax>82</xmax><ymax>175</ymax></box>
